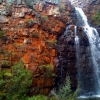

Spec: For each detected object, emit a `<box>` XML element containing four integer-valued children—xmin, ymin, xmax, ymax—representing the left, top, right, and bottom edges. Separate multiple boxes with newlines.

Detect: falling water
<box><xmin>74</xmin><ymin>26</ymin><xmax>81</xmax><ymax>90</ymax></box>
<box><xmin>75</xmin><ymin>7</ymin><xmax>100</xmax><ymax>98</ymax></box>
<box><xmin>75</xmin><ymin>26</ymin><xmax>79</xmax><ymax>50</ymax></box>
<box><xmin>74</xmin><ymin>26</ymin><xmax>80</xmax><ymax>67</ymax></box>
<box><xmin>74</xmin><ymin>26</ymin><xmax>82</xmax><ymax>93</ymax></box>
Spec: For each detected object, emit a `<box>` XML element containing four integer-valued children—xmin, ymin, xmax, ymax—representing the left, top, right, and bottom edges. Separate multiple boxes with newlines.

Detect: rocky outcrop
<box><xmin>0</xmin><ymin>0</ymin><xmax>77</xmax><ymax>95</ymax></box>
<box><xmin>70</xmin><ymin>0</ymin><xmax>90</xmax><ymax>9</ymax></box>
<box><xmin>55</xmin><ymin>25</ymin><xmax>90</xmax><ymax>91</ymax></box>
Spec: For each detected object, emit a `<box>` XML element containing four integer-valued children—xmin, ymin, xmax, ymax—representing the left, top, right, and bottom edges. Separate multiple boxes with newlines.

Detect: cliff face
<box><xmin>85</xmin><ymin>0</ymin><xmax>100</xmax><ymax>27</ymax></box>
<box><xmin>55</xmin><ymin>25</ymin><xmax>90</xmax><ymax>91</ymax></box>
<box><xmin>0</xmin><ymin>0</ymin><xmax>77</xmax><ymax>95</ymax></box>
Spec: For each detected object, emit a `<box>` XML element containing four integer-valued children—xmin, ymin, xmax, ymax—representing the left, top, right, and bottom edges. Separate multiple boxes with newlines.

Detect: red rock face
<box><xmin>0</xmin><ymin>0</ymin><xmax>76</xmax><ymax>95</ymax></box>
<box><xmin>85</xmin><ymin>0</ymin><xmax>100</xmax><ymax>26</ymax></box>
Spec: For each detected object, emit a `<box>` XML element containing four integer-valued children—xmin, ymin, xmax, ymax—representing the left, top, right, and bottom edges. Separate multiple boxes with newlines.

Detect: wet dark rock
<box><xmin>55</xmin><ymin>24</ymin><xmax>92</xmax><ymax>91</ymax></box>
<box><xmin>55</xmin><ymin>25</ymin><xmax>77</xmax><ymax>89</ymax></box>
<box><xmin>54</xmin><ymin>58</ymin><xmax>59</xmax><ymax>67</ymax></box>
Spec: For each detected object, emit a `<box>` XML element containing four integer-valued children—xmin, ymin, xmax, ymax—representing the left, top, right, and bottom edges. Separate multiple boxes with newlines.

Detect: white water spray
<box><xmin>75</xmin><ymin>7</ymin><xmax>100</xmax><ymax>97</ymax></box>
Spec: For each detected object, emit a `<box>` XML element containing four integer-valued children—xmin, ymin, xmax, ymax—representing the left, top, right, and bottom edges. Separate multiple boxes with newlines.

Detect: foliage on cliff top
<box><xmin>92</xmin><ymin>11</ymin><xmax>100</xmax><ymax>25</ymax></box>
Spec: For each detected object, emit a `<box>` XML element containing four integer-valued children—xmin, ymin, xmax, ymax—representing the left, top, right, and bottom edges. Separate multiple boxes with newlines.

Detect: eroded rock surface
<box><xmin>0</xmin><ymin>0</ymin><xmax>77</xmax><ymax>95</ymax></box>
<box><xmin>55</xmin><ymin>25</ymin><xmax>90</xmax><ymax>91</ymax></box>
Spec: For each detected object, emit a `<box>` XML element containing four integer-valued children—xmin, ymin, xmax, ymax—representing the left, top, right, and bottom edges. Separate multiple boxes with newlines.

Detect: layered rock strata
<box><xmin>0</xmin><ymin>0</ymin><xmax>77</xmax><ymax>94</ymax></box>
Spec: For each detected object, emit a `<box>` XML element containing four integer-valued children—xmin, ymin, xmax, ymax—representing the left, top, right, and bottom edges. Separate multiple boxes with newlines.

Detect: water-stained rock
<box><xmin>55</xmin><ymin>25</ymin><xmax>90</xmax><ymax>91</ymax></box>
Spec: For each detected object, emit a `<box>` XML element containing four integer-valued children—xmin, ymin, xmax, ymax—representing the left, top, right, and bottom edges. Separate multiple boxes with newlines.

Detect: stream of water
<box><xmin>75</xmin><ymin>7</ymin><xmax>100</xmax><ymax>99</ymax></box>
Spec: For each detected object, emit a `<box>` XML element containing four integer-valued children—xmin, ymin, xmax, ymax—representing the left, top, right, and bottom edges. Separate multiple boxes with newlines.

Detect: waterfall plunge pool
<box><xmin>77</xmin><ymin>95</ymin><xmax>100</xmax><ymax>100</ymax></box>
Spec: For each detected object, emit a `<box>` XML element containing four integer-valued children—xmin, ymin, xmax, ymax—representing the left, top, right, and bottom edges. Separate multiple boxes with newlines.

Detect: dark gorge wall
<box><xmin>55</xmin><ymin>25</ymin><xmax>92</xmax><ymax>91</ymax></box>
<box><xmin>54</xmin><ymin>0</ymin><xmax>100</xmax><ymax>91</ymax></box>
<box><xmin>55</xmin><ymin>25</ymin><xmax>77</xmax><ymax>90</ymax></box>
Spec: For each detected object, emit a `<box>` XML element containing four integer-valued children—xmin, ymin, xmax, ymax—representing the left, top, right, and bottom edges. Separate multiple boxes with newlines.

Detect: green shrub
<box><xmin>25</xmin><ymin>19</ymin><xmax>33</xmax><ymax>23</ymax></box>
<box><xmin>39</xmin><ymin>64</ymin><xmax>55</xmax><ymax>77</ymax></box>
<box><xmin>45</xmin><ymin>40</ymin><xmax>57</xmax><ymax>47</ymax></box>
<box><xmin>6</xmin><ymin>3</ymin><xmax>12</xmax><ymax>10</ymax></box>
<box><xmin>0</xmin><ymin>60</ymin><xmax>11</xmax><ymax>68</ymax></box>
<box><xmin>41</xmin><ymin>15</ymin><xmax>48</xmax><ymax>21</ymax></box>
<box><xmin>0</xmin><ymin>61</ymin><xmax>32</xmax><ymax>100</ymax></box>
<box><xmin>0</xmin><ymin>49</ymin><xmax>4</xmax><ymax>53</ymax></box>
<box><xmin>27</xmin><ymin>95</ymin><xmax>48</xmax><ymax>100</ymax></box>
<box><xmin>47</xmin><ymin>27</ymin><xmax>52</xmax><ymax>33</ymax></box>
<box><xmin>54</xmin><ymin>76</ymin><xmax>75</xmax><ymax>100</ymax></box>
<box><xmin>32</xmin><ymin>33</ymin><xmax>39</xmax><ymax>38</ymax></box>
<box><xmin>25</xmin><ymin>19</ymin><xmax>35</xmax><ymax>28</ymax></box>
<box><xmin>39</xmin><ymin>64</ymin><xmax>53</xmax><ymax>71</ymax></box>
<box><xmin>92</xmin><ymin>11</ymin><xmax>100</xmax><ymax>25</ymax></box>
<box><xmin>0</xmin><ymin>31</ymin><xmax>5</xmax><ymax>38</ymax></box>
<box><xmin>57</xmin><ymin>76</ymin><xmax>71</xmax><ymax>99</ymax></box>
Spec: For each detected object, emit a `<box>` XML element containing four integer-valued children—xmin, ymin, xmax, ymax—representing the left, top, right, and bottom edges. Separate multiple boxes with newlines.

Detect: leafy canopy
<box><xmin>0</xmin><ymin>61</ymin><xmax>32</xmax><ymax>100</ymax></box>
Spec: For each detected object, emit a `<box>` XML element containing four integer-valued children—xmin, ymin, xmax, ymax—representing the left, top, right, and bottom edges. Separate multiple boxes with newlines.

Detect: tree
<box><xmin>54</xmin><ymin>76</ymin><xmax>75</xmax><ymax>100</ymax></box>
<box><xmin>0</xmin><ymin>61</ymin><xmax>32</xmax><ymax>100</ymax></box>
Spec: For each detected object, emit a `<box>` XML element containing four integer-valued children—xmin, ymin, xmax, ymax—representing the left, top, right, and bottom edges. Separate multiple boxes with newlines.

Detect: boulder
<box><xmin>19</xmin><ymin>12</ymin><xmax>25</xmax><ymax>18</ymax></box>
<box><xmin>0</xmin><ymin>15</ymin><xmax>9</xmax><ymax>24</ymax></box>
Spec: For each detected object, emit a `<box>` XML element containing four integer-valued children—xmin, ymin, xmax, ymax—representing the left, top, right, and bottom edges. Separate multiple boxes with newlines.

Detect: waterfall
<box><xmin>75</xmin><ymin>7</ymin><xmax>100</xmax><ymax>98</ymax></box>
<box><xmin>74</xmin><ymin>26</ymin><xmax>81</xmax><ymax>92</ymax></box>
<box><xmin>75</xmin><ymin>26</ymin><xmax>79</xmax><ymax>50</ymax></box>
<box><xmin>74</xmin><ymin>26</ymin><xmax>80</xmax><ymax>68</ymax></box>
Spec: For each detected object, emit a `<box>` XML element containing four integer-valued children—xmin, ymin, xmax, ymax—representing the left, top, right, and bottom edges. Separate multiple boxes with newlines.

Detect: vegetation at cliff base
<box><xmin>54</xmin><ymin>76</ymin><xmax>76</xmax><ymax>100</ymax></box>
<box><xmin>0</xmin><ymin>61</ymin><xmax>76</xmax><ymax>100</ymax></box>
<box><xmin>0</xmin><ymin>61</ymin><xmax>32</xmax><ymax>100</ymax></box>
